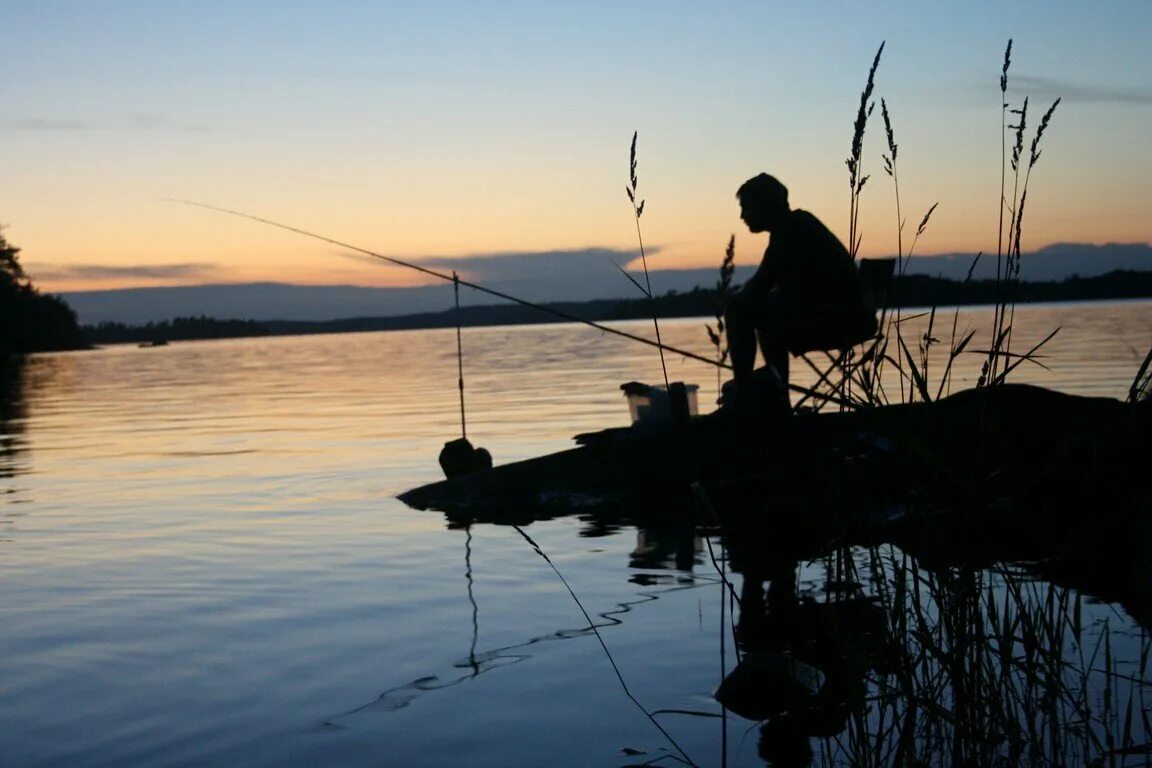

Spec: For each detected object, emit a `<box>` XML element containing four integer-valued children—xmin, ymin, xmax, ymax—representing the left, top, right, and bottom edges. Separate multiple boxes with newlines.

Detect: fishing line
<box><xmin>453</xmin><ymin>271</ymin><xmax>467</xmax><ymax>440</ymax></box>
<box><xmin>166</xmin><ymin>198</ymin><xmax>725</xmax><ymax>369</ymax></box>
<box><xmin>510</xmin><ymin>523</ymin><xmax>698</xmax><ymax>767</ymax></box>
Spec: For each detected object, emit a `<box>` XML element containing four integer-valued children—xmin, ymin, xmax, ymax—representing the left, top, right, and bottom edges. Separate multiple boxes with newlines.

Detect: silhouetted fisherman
<box><xmin>723</xmin><ymin>173</ymin><xmax>877</xmax><ymax>411</ymax></box>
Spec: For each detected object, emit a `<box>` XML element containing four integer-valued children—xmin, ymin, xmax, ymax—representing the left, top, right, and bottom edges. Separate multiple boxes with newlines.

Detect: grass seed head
<box><xmin>1001</xmin><ymin>39</ymin><xmax>1013</xmax><ymax>96</ymax></box>
<box><xmin>881</xmin><ymin>97</ymin><xmax>898</xmax><ymax>163</ymax></box>
<box><xmin>629</xmin><ymin>131</ymin><xmax>639</xmax><ymax>192</ymax></box>
<box><xmin>848</xmin><ymin>42</ymin><xmax>885</xmax><ymax>190</ymax></box>
<box><xmin>965</xmin><ymin>252</ymin><xmax>983</xmax><ymax>283</ymax></box>
<box><xmin>1029</xmin><ymin>98</ymin><xmax>1061</xmax><ymax>167</ymax></box>
<box><xmin>705</xmin><ymin>235</ymin><xmax>736</xmax><ymax>361</ymax></box>
<box><xmin>1012</xmin><ymin>189</ymin><xmax>1028</xmax><ymax>263</ymax></box>
<box><xmin>626</xmin><ymin>132</ymin><xmax>645</xmax><ymax>216</ymax></box>
<box><xmin>1010</xmin><ymin>98</ymin><xmax>1029</xmax><ymax>172</ymax></box>
<box><xmin>916</xmin><ymin>202</ymin><xmax>939</xmax><ymax>237</ymax></box>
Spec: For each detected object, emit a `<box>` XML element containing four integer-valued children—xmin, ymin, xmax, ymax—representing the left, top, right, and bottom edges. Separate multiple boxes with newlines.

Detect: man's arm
<box><xmin>740</xmin><ymin>239</ymin><xmax>783</xmax><ymax>298</ymax></box>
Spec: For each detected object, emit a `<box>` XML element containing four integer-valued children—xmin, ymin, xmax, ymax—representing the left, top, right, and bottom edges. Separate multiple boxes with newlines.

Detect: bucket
<box><xmin>621</xmin><ymin>381</ymin><xmax>699</xmax><ymax>427</ymax></box>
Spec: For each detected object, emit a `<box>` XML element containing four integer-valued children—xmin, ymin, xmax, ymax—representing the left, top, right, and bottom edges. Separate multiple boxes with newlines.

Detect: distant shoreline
<box><xmin>81</xmin><ymin>269</ymin><xmax>1152</xmax><ymax>346</ymax></box>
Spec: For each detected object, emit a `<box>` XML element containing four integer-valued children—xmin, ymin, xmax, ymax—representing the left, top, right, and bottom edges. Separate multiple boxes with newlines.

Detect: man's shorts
<box><xmin>740</xmin><ymin>291</ymin><xmax>878</xmax><ymax>355</ymax></box>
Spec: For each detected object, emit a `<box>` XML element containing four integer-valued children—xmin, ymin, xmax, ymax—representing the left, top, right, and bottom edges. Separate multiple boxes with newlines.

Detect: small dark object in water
<box><xmin>439</xmin><ymin>438</ymin><xmax>492</xmax><ymax>479</ymax></box>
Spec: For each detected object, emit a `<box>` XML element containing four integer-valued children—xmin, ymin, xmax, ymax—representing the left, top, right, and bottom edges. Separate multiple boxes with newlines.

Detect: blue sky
<box><xmin>3</xmin><ymin>1</ymin><xmax>1150</xmax><ymax>291</ymax></box>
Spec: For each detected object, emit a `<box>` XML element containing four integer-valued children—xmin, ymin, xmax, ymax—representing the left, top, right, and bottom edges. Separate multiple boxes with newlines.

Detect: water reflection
<box><xmin>629</xmin><ymin>521</ymin><xmax>701</xmax><ymax>573</ymax></box>
<box><xmin>0</xmin><ymin>357</ymin><xmax>27</xmax><ymax>508</ymax></box>
<box><xmin>718</xmin><ymin>574</ymin><xmax>891</xmax><ymax>767</ymax></box>
<box><xmin>425</xmin><ymin>468</ymin><xmax>1152</xmax><ymax>767</ymax></box>
<box><xmin>323</xmin><ymin>521</ymin><xmax>714</xmax><ymax>734</ymax></box>
<box><xmin>722</xmin><ymin>480</ymin><xmax>1152</xmax><ymax>766</ymax></box>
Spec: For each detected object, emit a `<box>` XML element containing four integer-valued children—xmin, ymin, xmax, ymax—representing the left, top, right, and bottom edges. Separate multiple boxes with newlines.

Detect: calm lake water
<box><xmin>2</xmin><ymin>301</ymin><xmax>1150</xmax><ymax>767</ymax></box>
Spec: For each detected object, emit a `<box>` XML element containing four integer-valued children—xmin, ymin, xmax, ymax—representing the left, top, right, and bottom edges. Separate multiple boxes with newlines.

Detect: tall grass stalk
<box><xmin>626</xmin><ymin>131</ymin><xmax>671</xmax><ymax>391</ymax></box>
<box><xmin>983</xmin><ymin>40</ymin><xmax>1061</xmax><ymax>387</ymax></box>
<box><xmin>1002</xmin><ymin>98</ymin><xmax>1061</xmax><ymax>363</ymax></box>
<box><xmin>798</xmin><ymin>43</ymin><xmax>886</xmax><ymax>412</ymax></box>
<box><xmin>879</xmin><ymin>98</ymin><xmax>908</xmax><ymax>404</ymax></box>
<box><xmin>705</xmin><ymin>236</ymin><xmax>736</xmax><ymax>393</ymax></box>
<box><xmin>813</xmin><ymin>40</ymin><xmax>1060</xmax><ymax>410</ymax></box>
<box><xmin>1130</xmin><ymin>345</ymin><xmax>1152</xmax><ymax>402</ymax></box>
<box><xmin>847</xmin><ymin>43</ymin><xmax>885</xmax><ymax>261</ymax></box>
<box><xmin>991</xmin><ymin>39</ymin><xmax>1013</xmax><ymax>387</ymax></box>
<box><xmin>876</xmin><ymin>96</ymin><xmax>945</xmax><ymax>404</ymax></box>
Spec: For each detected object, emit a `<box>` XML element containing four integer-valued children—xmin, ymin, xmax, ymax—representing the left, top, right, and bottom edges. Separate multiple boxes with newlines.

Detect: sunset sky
<box><xmin>3</xmin><ymin>1</ymin><xmax>1150</xmax><ymax>293</ymax></box>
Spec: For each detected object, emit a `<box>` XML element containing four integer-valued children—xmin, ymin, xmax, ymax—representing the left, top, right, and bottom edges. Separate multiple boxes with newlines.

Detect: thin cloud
<box><xmin>340</xmin><ymin>246</ymin><xmax>660</xmax><ymax>281</ymax></box>
<box><xmin>2</xmin><ymin>118</ymin><xmax>90</xmax><ymax>131</ymax></box>
<box><xmin>1011</xmin><ymin>74</ymin><xmax>1152</xmax><ymax>106</ymax></box>
<box><xmin>128</xmin><ymin>113</ymin><xmax>214</xmax><ymax>133</ymax></box>
<box><xmin>2</xmin><ymin>114</ymin><xmax>214</xmax><ymax>133</ymax></box>
<box><xmin>27</xmin><ymin>262</ymin><xmax>220</xmax><ymax>281</ymax></box>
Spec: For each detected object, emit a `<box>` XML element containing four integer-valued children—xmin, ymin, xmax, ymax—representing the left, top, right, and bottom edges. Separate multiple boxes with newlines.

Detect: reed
<box><xmin>1130</xmin><ymin>346</ymin><xmax>1152</xmax><ymax>403</ymax></box>
<box><xmin>625</xmin><ymin>131</ymin><xmax>671</xmax><ymax>391</ymax></box>
<box><xmin>808</xmin><ymin>40</ymin><xmax>1062</xmax><ymax>411</ymax></box>
<box><xmin>804</xmin><ymin>547</ymin><xmax>1152</xmax><ymax>767</ymax></box>
<box><xmin>998</xmin><ymin>97</ymin><xmax>1061</xmax><ymax>372</ymax></box>
<box><xmin>791</xmin><ymin>45</ymin><xmax>889</xmax><ymax>412</ymax></box>
<box><xmin>872</xmin><ymin>94</ymin><xmax>946</xmax><ymax>405</ymax></box>
<box><xmin>982</xmin><ymin>40</ymin><xmax>1062</xmax><ymax>388</ymax></box>
<box><xmin>705</xmin><ymin>236</ymin><xmax>736</xmax><ymax>393</ymax></box>
<box><xmin>847</xmin><ymin>43</ymin><xmax>885</xmax><ymax>261</ymax></box>
<box><xmin>991</xmin><ymin>40</ymin><xmax>1013</xmax><ymax>387</ymax></box>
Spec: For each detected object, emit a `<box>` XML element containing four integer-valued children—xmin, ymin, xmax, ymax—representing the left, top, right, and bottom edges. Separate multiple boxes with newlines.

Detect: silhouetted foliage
<box><xmin>83</xmin><ymin>316</ymin><xmax>270</xmax><ymax>345</ymax></box>
<box><xmin>0</xmin><ymin>227</ymin><xmax>86</xmax><ymax>355</ymax></box>
<box><xmin>0</xmin><ymin>230</ymin><xmax>26</xmax><ymax>284</ymax></box>
<box><xmin>608</xmin><ymin>270</ymin><xmax>1152</xmax><ymax>321</ymax></box>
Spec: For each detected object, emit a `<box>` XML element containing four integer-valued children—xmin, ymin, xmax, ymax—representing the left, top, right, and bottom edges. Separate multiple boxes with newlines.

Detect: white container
<box><xmin>622</xmin><ymin>382</ymin><xmax>699</xmax><ymax>426</ymax></box>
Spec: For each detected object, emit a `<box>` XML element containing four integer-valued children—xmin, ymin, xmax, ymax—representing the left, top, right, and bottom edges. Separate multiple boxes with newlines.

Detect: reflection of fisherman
<box><xmin>718</xmin><ymin>562</ymin><xmax>889</xmax><ymax>767</ymax></box>
<box><xmin>723</xmin><ymin>173</ymin><xmax>877</xmax><ymax>409</ymax></box>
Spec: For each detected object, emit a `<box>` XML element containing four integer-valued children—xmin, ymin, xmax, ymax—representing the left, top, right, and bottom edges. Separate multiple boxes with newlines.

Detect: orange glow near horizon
<box><xmin>24</xmin><ymin>197</ymin><xmax>1149</xmax><ymax>294</ymax></box>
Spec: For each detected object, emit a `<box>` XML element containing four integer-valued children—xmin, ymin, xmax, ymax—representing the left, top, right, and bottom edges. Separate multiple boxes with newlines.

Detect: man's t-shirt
<box><xmin>760</xmin><ymin>209</ymin><xmax>861</xmax><ymax>307</ymax></box>
<box><xmin>752</xmin><ymin>209</ymin><xmax>875</xmax><ymax>352</ymax></box>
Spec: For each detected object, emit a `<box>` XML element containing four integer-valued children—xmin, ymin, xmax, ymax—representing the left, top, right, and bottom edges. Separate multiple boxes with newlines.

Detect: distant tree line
<box><xmin>1</xmin><ymin>227</ymin><xmax>86</xmax><ymax>355</ymax></box>
<box><xmin>886</xmin><ymin>270</ymin><xmax>1152</xmax><ymax>308</ymax></box>
<box><xmin>83</xmin><ymin>316</ymin><xmax>270</xmax><ymax>345</ymax></box>
<box><xmin>80</xmin><ymin>269</ymin><xmax>1152</xmax><ymax>345</ymax></box>
<box><xmin>607</xmin><ymin>270</ymin><xmax>1152</xmax><ymax>318</ymax></box>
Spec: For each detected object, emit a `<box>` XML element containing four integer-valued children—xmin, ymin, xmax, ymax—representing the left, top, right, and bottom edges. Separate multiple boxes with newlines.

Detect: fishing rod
<box><xmin>167</xmin><ymin>198</ymin><xmax>727</xmax><ymax>370</ymax></box>
<box><xmin>168</xmin><ymin>198</ymin><xmax>852</xmax><ymax>407</ymax></box>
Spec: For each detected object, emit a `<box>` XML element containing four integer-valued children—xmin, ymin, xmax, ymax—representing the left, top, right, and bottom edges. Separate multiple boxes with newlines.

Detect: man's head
<box><xmin>736</xmin><ymin>173</ymin><xmax>789</xmax><ymax>233</ymax></box>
